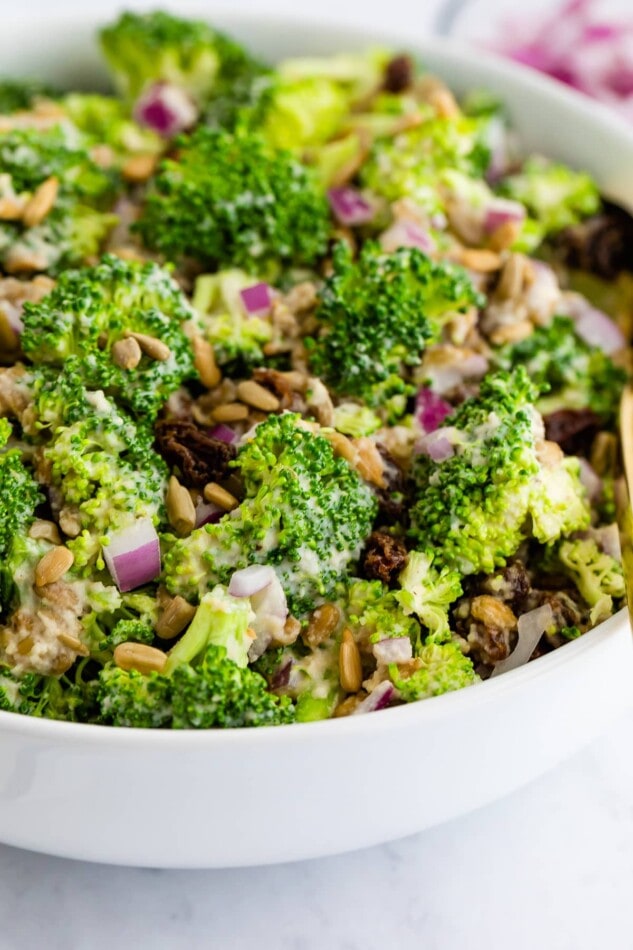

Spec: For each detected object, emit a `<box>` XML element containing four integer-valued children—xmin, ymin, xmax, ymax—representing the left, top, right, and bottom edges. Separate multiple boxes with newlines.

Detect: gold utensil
<box><xmin>618</xmin><ymin>385</ymin><xmax>633</xmax><ymax>626</ymax></box>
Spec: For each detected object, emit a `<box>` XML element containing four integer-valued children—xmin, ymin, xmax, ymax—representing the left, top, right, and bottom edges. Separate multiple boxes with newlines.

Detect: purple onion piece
<box><xmin>208</xmin><ymin>424</ymin><xmax>237</xmax><ymax>445</ymax></box>
<box><xmin>133</xmin><ymin>81</ymin><xmax>198</xmax><ymax>138</ymax></box>
<box><xmin>328</xmin><ymin>186</ymin><xmax>376</xmax><ymax>226</ymax></box>
<box><xmin>415</xmin><ymin>387</ymin><xmax>453</xmax><ymax>434</ymax></box>
<box><xmin>352</xmin><ymin>680</ymin><xmax>396</xmax><ymax>714</ymax></box>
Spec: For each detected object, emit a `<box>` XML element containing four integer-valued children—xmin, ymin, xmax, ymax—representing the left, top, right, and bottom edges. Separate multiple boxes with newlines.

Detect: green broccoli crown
<box><xmin>360</xmin><ymin>112</ymin><xmax>490</xmax><ymax>213</ymax></box>
<box><xmin>21</xmin><ymin>255</ymin><xmax>196</xmax><ymax>419</ymax></box>
<box><xmin>0</xmin><ymin>420</ymin><xmax>42</xmax><ymax>562</ymax></box>
<box><xmin>389</xmin><ymin>639</ymin><xmax>478</xmax><ymax>702</ymax></box>
<box><xmin>0</xmin><ymin>665</ymin><xmax>95</xmax><ymax>721</ymax></box>
<box><xmin>345</xmin><ymin>578</ymin><xmax>420</xmax><ymax>644</ymax></box>
<box><xmin>100</xmin><ymin>10</ymin><xmax>231</xmax><ymax>104</ymax></box>
<box><xmin>43</xmin><ymin>388</ymin><xmax>168</xmax><ymax>567</ymax></box>
<box><xmin>0</xmin><ymin>78</ymin><xmax>59</xmax><ymax>114</ymax></box>
<box><xmin>499</xmin><ymin>157</ymin><xmax>600</xmax><ymax>237</ymax></box>
<box><xmin>529</xmin><ymin>455</ymin><xmax>590</xmax><ymax>544</ymax></box>
<box><xmin>496</xmin><ymin>314</ymin><xmax>626</xmax><ymax>421</ymax></box>
<box><xmin>409</xmin><ymin>368</ymin><xmax>542</xmax><ymax>575</ymax></box>
<box><xmin>136</xmin><ymin>126</ymin><xmax>330</xmax><ymax>274</ymax></box>
<box><xmin>395</xmin><ymin>550</ymin><xmax>463</xmax><ymax>641</ymax></box>
<box><xmin>82</xmin><ymin>589</ymin><xmax>158</xmax><ymax>654</ymax></box>
<box><xmin>0</xmin><ymin>128</ymin><xmax>118</xmax><ymax>274</ymax></box>
<box><xmin>307</xmin><ymin>241</ymin><xmax>482</xmax><ymax>403</ymax></box>
<box><xmin>556</xmin><ymin>537</ymin><xmax>625</xmax><ymax>624</ymax></box>
<box><xmin>164</xmin><ymin>412</ymin><xmax>378</xmax><ymax>613</ymax></box>
<box><xmin>98</xmin><ymin>665</ymin><xmax>173</xmax><ymax>728</ymax></box>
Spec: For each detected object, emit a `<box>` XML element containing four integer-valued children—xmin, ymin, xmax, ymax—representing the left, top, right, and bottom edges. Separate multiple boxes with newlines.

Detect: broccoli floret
<box><xmin>306</xmin><ymin>241</ymin><xmax>482</xmax><ymax>404</ymax></box>
<box><xmin>345</xmin><ymin>578</ymin><xmax>420</xmax><ymax>644</ymax></box>
<box><xmin>164</xmin><ymin>413</ymin><xmax>377</xmax><ymax>613</ymax></box>
<box><xmin>21</xmin><ymin>255</ymin><xmax>196</xmax><ymax>419</ymax></box>
<box><xmin>136</xmin><ymin>127</ymin><xmax>330</xmax><ymax>275</ymax></box>
<box><xmin>496</xmin><ymin>315</ymin><xmax>626</xmax><ymax>422</ymax></box>
<box><xmin>192</xmin><ymin>269</ymin><xmax>272</xmax><ymax>369</ymax></box>
<box><xmin>360</xmin><ymin>111</ymin><xmax>490</xmax><ymax>215</ymax></box>
<box><xmin>332</xmin><ymin>403</ymin><xmax>382</xmax><ymax>437</ymax></box>
<box><xmin>499</xmin><ymin>157</ymin><xmax>600</xmax><ymax>238</ymax></box>
<box><xmin>42</xmin><ymin>389</ymin><xmax>168</xmax><ymax>568</ymax></box>
<box><xmin>60</xmin><ymin>93</ymin><xmax>163</xmax><ymax>162</ymax></box>
<box><xmin>556</xmin><ymin>537</ymin><xmax>625</xmax><ymax>624</ymax></box>
<box><xmin>0</xmin><ymin>78</ymin><xmax>59</xmax><ymax>114</ymax></box>
<box><xmin>395</xmin><ymin>550</ymin><xmax>462</xmax><ymax>641</ymax></box>
<box><xmin>99</xmin><ymin>10</ymin><xmax>247</xmax><ymax>106</ymax></box>
<box><xmin>0</xmin><ymin>128</ymin><xmax>118</xmax><ymax>275</ymax></box>
<box><xmin>97</xmin><ymin>585</ymin><xmax>293</xmax><ymax>728</ymax></box>
<box><xmin>389</xmin><ymin>639</ymin><xmax>478</xmax><ymax>702</ymax></box>
<box><xmin>0</xmin><ymin>419</ymin><xmax>42</xmax><ymax>561</ymax></box>
<box><xmin>0</xmin><ymin>664</ymin><xmax>96</xmax><ymax>721</ymax></box>
<box><xmin>82</xmin><ymin>589</ymin><xmax>158</xmax><ymax>653</ymax></box>
<box><xmin>409</xmin><ymin>368</ymin><xmax>589</xmax><ymax>575</ymax></box>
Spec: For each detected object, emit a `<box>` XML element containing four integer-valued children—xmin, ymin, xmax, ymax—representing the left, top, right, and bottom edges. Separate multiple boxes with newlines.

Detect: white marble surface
<box><xmin>3</xmin><ymin>1</ymin><xmax>633</xmax><ymax>947</ymax></box>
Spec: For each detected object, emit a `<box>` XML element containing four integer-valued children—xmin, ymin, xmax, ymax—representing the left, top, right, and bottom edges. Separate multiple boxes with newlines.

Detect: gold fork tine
<box><xmin>618</xmin><ymin>385</ymin><xmax>633</xmax><ymax>628</ymax></box>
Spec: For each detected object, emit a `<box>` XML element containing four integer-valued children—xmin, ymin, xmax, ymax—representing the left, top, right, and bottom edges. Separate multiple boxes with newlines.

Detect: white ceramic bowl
<box><xmin>1</xmin><ymin>8</ymin><xmax>633</xmax><ymax>869</ymax></box>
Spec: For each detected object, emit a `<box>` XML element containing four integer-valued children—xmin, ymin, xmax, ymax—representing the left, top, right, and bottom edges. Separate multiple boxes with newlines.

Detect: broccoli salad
<box><xmin>0</xmin><ymin>11</ymin><xmax>630</xmax><ymax>728</ymax></box>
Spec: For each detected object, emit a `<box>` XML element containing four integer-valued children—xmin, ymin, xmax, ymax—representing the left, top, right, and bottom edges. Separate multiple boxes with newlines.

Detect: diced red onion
<box><xmin>415</xmin><ymin>387</ymin><xmax>453</xmax><ymax>434</ymax></box>
<box><xmin>208</xmin><ymin>424</ymin><xmax>237</xmax><ymax>445</ymax></box>
<box><xmin>379</xmin><ymin>220</ymin><xmax>436</xmax><ymax>255</ymax></box>
<box><xmin>133</xmin><ymin>81</ymin><xmax>198</xmax><ymax>137</ymax></box>
<box><xmin>565</xmin><ymin>295</ymin><xmax>626</xmax><ymax>354</ymax></box>
<box><xmin>577</xmin><ymin>457</ymin><xmax>602</xmax><ymax>502</ymax></box>
<box><xmin>491</xmin><ymin>603</ymin><xmax>553</xmax><ymax>677</ymax></box>
<box><xmin>328</xmin><ymin>187</ymin><xmax>376</xmax><ymax>226</ymax></box>
<box><xmin>228</xmin><ymin>564</ymin><xmax>276</xmax><ymax>598</ymax></box>
<box><xmin>195</xmin><ymin>500</ymin><xmax>223</xmax><ymax>528</ymax></box>
<box><xmin>416</xmin><ymin>429</ymin><xmax>455</xmax><ymax>462</ymax></box>
<box><xmin>240</xmin><ymin>283</ymin><xmax>273</xmax><ymax>318</ymax></box>
<box><xmin>352</xmin><ymin>680</ymin><xmax>396</xmax><ymax>714</ymax></box>
<box><xmin>373</xmin><ymin>638</ymin><xmax>413</xmax><ymax>665</ymax></box>
<box><xmin>483</xmin><ymin>198</ymin><xmax>526</xmax><ymax>234</ymax></box>
<box><xmin>270</xmin><ymin>656</ymin><xmax>293</xmax><ymax>689</ymax></box>
<box><xmin>103</xmin><ymin>518</ymin><xmax>161</xmax><ymax>593</ymax></box>
<box><xmin>251</xmin><ymin>573</ymin><xmax>288</xmax><ymax>622</ymax></box>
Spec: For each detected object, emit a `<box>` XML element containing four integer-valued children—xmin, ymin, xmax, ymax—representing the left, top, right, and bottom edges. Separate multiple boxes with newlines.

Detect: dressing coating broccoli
<box><xmin>21</xmin><ymin>255</ymin><xmax>196</xmax><ymax>419</ymax></box>
<box><xmin>164</xmin><ymin>413</ymin><xmax>377</xmax><ymax>613</ymax></box>
<box><xmin>395</xmin><ymin>550</ymin><xmax>462</xmax><ymax>641</ymax></box>
<box><xmin>306</xmin><ymin>241</ymin><xmax>482</xmax><ymax>404</ymax></box>
<box><xmin>136</xmin><ymin>127</ymin><xmax>330</xmax><ymax>275</ymax></box>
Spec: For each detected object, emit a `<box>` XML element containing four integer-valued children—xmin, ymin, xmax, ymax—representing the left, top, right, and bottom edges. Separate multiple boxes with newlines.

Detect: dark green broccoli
<box><xmin>0</xmin><ymin>78</ymin><xmax>59</xmax><ymax>114</ymax></box>
<box><xmin>306</xmin><ymin>241</ymin><xmax>482</xmax><ymax>404</ymax></box>
<box><xmin>136</xmin><ymin>127</ymin><xmax>330</xmax><ymax>275</ymax></box>
<box><xmin>0</xmin><ymin>128</ymin><xmax>118</xmax><ymax>275</ymax></box>
<box><xmin>0</xmin><ymin>663</ymin><xmax>97</xmax><ymax>722</ymax></box>
<box><xmin>98</xmin><ymin>586</ymin><xmax>294</xmax><ymax>728</ymax></box>
<box><xmin>163</xmin><ymin>413</ymin><xmax>378</xmax><ymax>613</ymax></box>
<box><xmin>409</xmin><ymin>369</ymin><xmax>590</xmax><ymax>575</ymax></box>
<box><xmin>21</xmin><ymin>255</ymin><xmax>196</xmax><ymax>419</ymax></box>
<box><xmin>495</xmin><ymin>314</ymin><xmax>626</xmax><ymax>422</ymax></box>
<box><xmin>82</xmin><ymin>590</ymin><xmax>158</xmax><ymax>654</ymax></box>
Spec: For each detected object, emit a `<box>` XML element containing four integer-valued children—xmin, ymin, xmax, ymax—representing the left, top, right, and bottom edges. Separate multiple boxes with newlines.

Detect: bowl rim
<box><xmin>1</xmin><ymin>9</ymin><xmax>631</xmax><ymax>745</ymax></box>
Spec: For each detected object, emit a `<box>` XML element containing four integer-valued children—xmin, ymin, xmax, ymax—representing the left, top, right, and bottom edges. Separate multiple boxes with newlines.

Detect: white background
<box><xmin>4</xmin><ymin>2</ymin><xmax>633</xmax><ymax>948</ymax></box>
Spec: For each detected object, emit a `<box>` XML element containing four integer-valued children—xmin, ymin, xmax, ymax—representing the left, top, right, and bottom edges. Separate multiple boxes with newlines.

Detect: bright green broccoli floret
<box><xmin>82</xmin><ymin>589</ymin><xmax>159</xmax><ymax>653</ymax></box>
<box><xmin>395</xmin><ymin>550</ymin><xmax>462</xmax><ymax>641</ymax></box>
<box><xmin>346</xmin><ymin>578</ymin><xmax>420</xmax><ymax>644</ymax></box>
<box><xmin>0</xmin><ymin>419</ymin><xmax>42</xmax><ymax>561</ymax></box>
<box><xmin>360</xmin><ymin>112</ymin><xmax>490</xmax><ymax>215</ymax></box>
<box><xmin>0</xmin><ymin>78</ymin><xmax>59</xmax><ymax>114</ymax></box>
<box><xmin>496</xmin><ymin>315</ymin><xmax>626</xmax><ymax>422</ymax></box>
<box><xmin>192</xmin><ymin>269</ymin><xmax>272</xmax><ymax>369</ymax></box>
<box><xmin>60</xmin><ymin>93</ymin><xmax>163</xmax><ymax>161</ymax></box>
<box><xmin>556</xmin><ymin>537</ymin><xmax>625</xmax><ymax>624</ymax></box>
<box><xmin>410</xmin><ymin>368</ymin><xmax>589</xmax><ymax>575</ymax></box>
<box><xmin>164</xmin><ymin>413</ymin><xmax>377</xmax><ymax>613</ymax></box>
<box><xmin>136</xmin><ymin>127</ymin><xmax>330</xmax><ymax>275</ymax></box>
<box><xmin>98</xmin><ymin>586</ymin><xmax>293</xmax><ymax>728</ymax></box>
<box><xmin>332</xmin><ymin>403</ymin><xmax>382</xmax><ymax>437</ymax></box>
<box><xmin>306</xmin><ymin>241</ymin><xmax>482</xmax><ymax>404</ymax></box>
<box><xmin>0</xmin><ymin>128</ymin><xmax>118</xmax><ymax>275</ymax></box>
<box><xmin>42</xmin><ymin>389</ymin><xmax>168</xmax><ymax>568</ymax></box>
<box><xmin>21</xmin><ymin>255</ymin><xmax>196</xmax><ymax>419</ymax></box>
<box><xmin>499</xmin><ymin>157</ymin><xmax>600</xmax><ymax>238</ymax></box>
<box><xmin>389</xmin><ymin>639</ymin><xmax>478</xmax><ymax>702</ymax></box>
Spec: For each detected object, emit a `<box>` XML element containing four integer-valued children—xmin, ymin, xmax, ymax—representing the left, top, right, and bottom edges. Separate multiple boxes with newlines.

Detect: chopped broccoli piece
<box><xmin>306</xmin><ymin>241</ymin><xmax>482</xmax><ymax>404</ymax></box>
<box><xmin>345</xmin><ymin>578</ymin><xmax>420</xmax><ymax>644</ymax></box>
<box><xmin>0</xmin><ymin>419</ymin><xmax>42</xmax><ymax>561</ymax></box>
<box><xmin>495</xmin><ymin>315</ymin><xmax>626</xmax><ymax>422</ymax></box>
<box><xmin>499</xmin><ymin>157</ymin><xmax>600</xmax><ymax>238</ymax></box>
<box><xmin>165</xmin><ymin>586</ymin><xmax>254</xmax><ymax>672</ymax></box>
<box><xmin>136</xmin><ymin>127</ymin><xmax>330</xmax><ymax>275</ymax></box>
<box><xmin>0</xmin><ymin>128</ymin><xmax>118</xmax><ymax>275</ymax></box>
<box><xmin>410</xmin><ymin>368</ymin><xmax>589</xmax><ymax>575</ymax></box>
<box><xmin>0</xmin><ymin>78</ymin><xmax>59</xmax><ymax>114</ymax></box>
<box><xmin>395</xmin><ymin>550</ymin><xmax>462</xmax><ymax>641</ymax></box>
<box><xmin>98</xmin><ymin>666</ymin><xmax>173</xmax><ymax>728</ymax></box>
<box><xmin>0</xmin><ymin>664</ymin><xmax>97</xmax><ymax>722</ymax></box>
<box><xmin>389</xmin><ymin>639</ymin><xmax>478</xmax><ymax>702</ymax></box>
<box><xmin>82</xmin><ymin>589</ymin><xmax>158</xmax><ymax>653</ymax></box>
<box><xmin>21</xmin><ymin>255</ymin><xmax>196</xmax><ymax>419</ymax></box>
<box><xmin>60</xmin><ymin>93</ymin><xmax>163</xmax><ymax>161</ymax></box>
<box><xmin>164</xmin><ymin>413</ymin><xmax>377</xmax><ymax>613</ymax></box>
<box><xmin>332</xmin><ymin>403</ymin><xmax>382</xmax><ymax>437</ymax></box>
<box><xmin>556</xmin><ymin>537</ymin><xmax>625</xmax><ymax>624</ymax></box>
<box><xmin>192</xmin><ymin>269</ymin><xmax>272</xmax><ymax>369</ymax></box>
